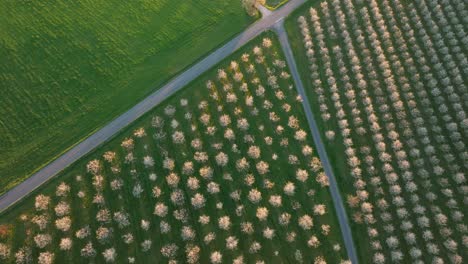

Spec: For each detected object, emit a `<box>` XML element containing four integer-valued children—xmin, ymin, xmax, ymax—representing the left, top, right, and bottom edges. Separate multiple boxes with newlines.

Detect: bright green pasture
<box><xmin>0</xmin><ymin>0</ymin><xmax>253</xmax><ymax>194</ymax></box>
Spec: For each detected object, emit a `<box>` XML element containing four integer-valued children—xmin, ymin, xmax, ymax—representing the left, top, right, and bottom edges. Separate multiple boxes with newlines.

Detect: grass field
<box><xmin>0</xmin><ymin>0</ymin><xmax>253</xmax><ymax>195</ymax></box>
<box><xmin>0</xmin><ymin>33</ymin><xmax>350</xmax><ymax>263</ymax></box>
<box><xmin>286</xmin><ymin>0</ymin><xmax>467</xmax><ymax>262</ymax></box>
<box><xmin>266</xmin><ymin>0</ymin><xmax>290</xmax><ymax>9</ymax></box>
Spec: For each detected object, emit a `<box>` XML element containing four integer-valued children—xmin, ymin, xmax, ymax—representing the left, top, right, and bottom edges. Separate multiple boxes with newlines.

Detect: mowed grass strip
<box><xmin>0</xmin><ymin>0</ymin><xmax>253</xmax><ymax>194</ymax></box>
<box><xmin>266</xmin><ymin>0</ymin><xmax>290</xmax><ymax>9</ymax></box>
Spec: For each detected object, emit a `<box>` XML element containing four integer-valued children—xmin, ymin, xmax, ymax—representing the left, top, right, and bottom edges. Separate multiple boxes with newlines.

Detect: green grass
<box><xmin>266</xmin><ymin>0</ymin><xmax>290</xmax><ymax>10</ymax></box>
<box><xmin>0</xmin><ymin>32</ymin><xmax>349</xmax><ymax>263</ymax></box>
<box><xmin>0</xmin><ymin>0</ymin><xmax>254</xmax><ymax>195</ymax></box>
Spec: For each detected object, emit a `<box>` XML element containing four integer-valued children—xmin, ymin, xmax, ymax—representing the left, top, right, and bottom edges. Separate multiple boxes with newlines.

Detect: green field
<box><xmin>0</xmin><ymin>0</ymin><xmax>253</xmax><ymax>194</ymax></box>
<box><xmin>286</xmin><ymin>0</ymin><xmax>467</xmax><ymax>262</ymax></box>
<box><xmin>266</xmin><ymin>0</ymin><xmax>289</xmax><ymax>9</ymax></box>
<box><xmin>0</xmin><ymin>33</ymin><xmax>349</xmax><ymax>263</ymax></box>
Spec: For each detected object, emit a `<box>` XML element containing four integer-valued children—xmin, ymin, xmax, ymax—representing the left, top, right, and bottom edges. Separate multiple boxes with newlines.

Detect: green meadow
<box><xmin>0</xmin><ymin>0</ymin><xmax>253</xmax><ymax>194</ymax></box>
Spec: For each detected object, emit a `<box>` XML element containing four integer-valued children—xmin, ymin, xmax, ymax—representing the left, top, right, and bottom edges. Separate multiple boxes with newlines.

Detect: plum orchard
<box><xmin>0</xmin><ymin>34</ymin><xmax>349</xmax><ymax>263</ymax></box>
<box><xmin>294</xmin><ymin>0</ymin><xmax>467</xmax><ymax>262</ymax></box>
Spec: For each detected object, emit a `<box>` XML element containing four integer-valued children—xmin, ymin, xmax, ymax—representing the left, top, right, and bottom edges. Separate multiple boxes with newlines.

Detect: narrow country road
<box><xmin>274</xmin><ymin>21</ymin><xmax>359</xmax><ymax>264</ymax></box>
<box><xmin>1</xmin><ymin>2</ymin><xmax>360</xmax><ymax>263</ymax></box>
<box><xmin>0</xmin><ymin>0</ymin><xmax>305</xmax><ymax>212</ymax></box>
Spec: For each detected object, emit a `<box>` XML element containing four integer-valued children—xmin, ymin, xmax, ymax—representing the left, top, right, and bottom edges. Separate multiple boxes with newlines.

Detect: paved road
<box><xmin>0</xmin><ymin>0</ymin><xmax>305</xmax><ymax>212</ymax></box>
<box><xmin>274</xmin><ymin>21</ymin><xmax>359</xmax><ymax>264</ymax></box>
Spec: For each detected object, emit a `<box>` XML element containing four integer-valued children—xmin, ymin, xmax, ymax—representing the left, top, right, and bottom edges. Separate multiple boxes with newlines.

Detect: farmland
<box><xmin>0</xmin><ymin>0</ymin><xmax>253</xmax><ymax>194</ymax></box>
<box><xmin>0</xmin><ymin>33</ymin><xmax>350</xmax><ymax>263</ymax></box>
<box><xmin>286</xmin><ymin>0</ymin><xmax>467</xmax><ymax>263</ymax></box>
